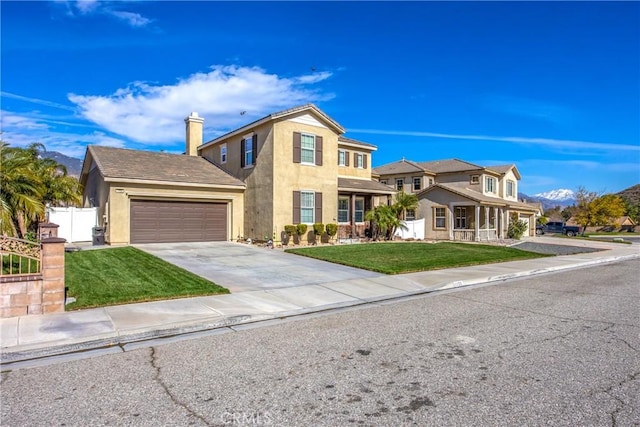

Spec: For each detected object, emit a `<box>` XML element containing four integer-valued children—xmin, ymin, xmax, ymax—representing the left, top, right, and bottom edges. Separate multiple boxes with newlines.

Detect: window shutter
<box><xmin>345</xmin><ymin>151</ymin><xmax>350</xmax><ymax>166</ymax></box>
<box><xmin>363</xmin><ymin>154</ymin><xmax>368</xmax><ymax>169</ymax></box>
<box><xmin>353</xmin><ymin>152</ymin><xmax>357</xmax><ymax>166</ymax></box>
<box><xmin>293</xmin><ymin>132</ymin><xmax>301</xmax><ymax>163</ymax></box>
<box><xmin>315</xmin><ymin>192</ymin><xmax>322</xmax><ymax>223</ymax></box>
<box><xmin>315</xmin><ymin>136</ymin><xmax>323</xmax><ymax>166</ymax></box>
<box><xmin>240</xmin><ymin>139</ymin><xmax>246</xmax><ymax>168</ymax></box>
<box><xmin>252</xmin><ymin>134</ymin><xmax>258</xmax><ymax>165</ymax></box>
<box><xmin>293</xmin><ymin>191</ymin><xmax>301</xmax><ymax>224</ymax></box>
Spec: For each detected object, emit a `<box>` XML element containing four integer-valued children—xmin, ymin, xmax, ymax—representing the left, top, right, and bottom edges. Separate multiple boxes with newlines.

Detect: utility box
<box><xmin>92</xmin><ymin>226</ymin><xmax>105</xmax><ymax>246</ymax></box>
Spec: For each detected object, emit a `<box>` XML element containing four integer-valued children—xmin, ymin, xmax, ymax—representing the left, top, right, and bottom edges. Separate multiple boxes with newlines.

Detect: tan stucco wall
<box><xmin>499</xmin><ymin>169</ymin><xmax>519</xmax><ymax>201</ymax></box>
<box><xmin>82</xmin><ymin>160</ymin><xmax>109</xmax><ymax>233</ymax></box>
<box><xmin>337</xmin><ymin>144</ymin><xmax>374</xmax><ymax>180</ymax></box>
<box><xmin>418</xmin><ymin>188</ymin><xmax>479</xmax><ymax>240</ymax></box>
<box><xmin>272</xmin><ymin>118</ymin><xmax>339</xmax><ymax>240</ymax></box>
<box><xmin>103</xmin><ymin>182</ymin><xmax>244</xmax><ymax>245</ymax></box>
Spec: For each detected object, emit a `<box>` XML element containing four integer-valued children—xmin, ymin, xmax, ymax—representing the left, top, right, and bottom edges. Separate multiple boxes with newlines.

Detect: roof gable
<box><xmin>199</xmin><ymin>104</ymin><xmax>344</xmax><ymax>150</ymax></box>
<box><xmin>486</xmin><ymin>164</ymin><xmax>521</xmax><ymax>180</ymax></box>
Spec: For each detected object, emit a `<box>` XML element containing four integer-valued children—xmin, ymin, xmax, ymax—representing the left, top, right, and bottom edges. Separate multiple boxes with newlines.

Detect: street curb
<box><xmin>2</xmin><ymin>252</ymin><xmax>639</xmax><ymax>368</ymax></box>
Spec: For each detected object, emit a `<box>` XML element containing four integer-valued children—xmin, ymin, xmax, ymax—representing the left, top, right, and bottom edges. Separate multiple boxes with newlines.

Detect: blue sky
<box><xmin>1</xmin><ymin>1</ymin><xmax>638</xmax><ymax>195</ymax></box>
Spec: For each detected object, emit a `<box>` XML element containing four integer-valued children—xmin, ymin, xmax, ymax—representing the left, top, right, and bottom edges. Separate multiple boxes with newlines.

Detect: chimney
<box><xmin>185</xmin><ymin>112</ymin><xmax>204</xmax><ymax>156</ymax></box>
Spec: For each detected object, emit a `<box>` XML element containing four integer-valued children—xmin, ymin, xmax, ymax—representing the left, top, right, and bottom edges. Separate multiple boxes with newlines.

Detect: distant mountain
<box><xmin>519</xmin><ymin>190</ymin><xmax>576</xmax><ymax>211</ymax></box>
<box><xmin>534</xmin><ymin>188</ymin><xmax>575</xmax><ymax>201</ymax></box>
<box><xmin>41</xmin><ymin>151</ymin><xmax>83</xmax><ymax>177</ymax></box>
<box><xmin>616</xmin><ymin>184</ymin><xmax>640</xmax><ymax>205</ymax></box>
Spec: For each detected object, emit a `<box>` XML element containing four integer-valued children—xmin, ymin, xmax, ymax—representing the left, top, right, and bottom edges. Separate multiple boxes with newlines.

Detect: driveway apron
<box><xmin>134</xmin><ymin>242</ymin><xmax>382</xmax><ymax>293</ymax></box>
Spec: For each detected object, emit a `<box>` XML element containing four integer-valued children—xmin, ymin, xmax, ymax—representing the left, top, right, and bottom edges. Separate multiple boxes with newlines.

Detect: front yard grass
<box><xmin>65</xmin><ymin>246</ymin><xmax>228</xmax><ymax>310</ymax></box>
<box><xmin>286</xmin><ymin>242</ymin><xmax>550</xmax><ymax>274</ymax></box>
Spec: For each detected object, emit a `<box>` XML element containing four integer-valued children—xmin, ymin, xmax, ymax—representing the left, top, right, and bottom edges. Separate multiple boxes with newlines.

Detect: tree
<box><xmin>392</xmin><ymin>191</ymin><xmax>418</xmax><ymax>221</ymax></box>
<box><xmin>573</xmin><ymin>187</ymin><xmax>626</xmax><ymax>236</ymax></box>
<box><xmin>0</xmin><ymin>142</ymin><xmax>82</xmax><ymax>238</ymax></box>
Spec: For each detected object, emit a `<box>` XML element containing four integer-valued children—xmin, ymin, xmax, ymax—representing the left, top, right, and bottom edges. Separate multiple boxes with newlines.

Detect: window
<box><xmin>241</xmin><ymin>135</ymin><xmax>256</xmax><ymax>168</ymax></box>
<box><xmin>300</xmin><ymin>191</ymin><xmax>315</xmax><ymax>223</ymax></box>
<box><xmin>506</xmin><ymin>180</ymin><xmax>515</xmax><ymax>197</ymax></box>
<box><xmin>485</xmin><ymin>176</ymin><xmax>496</xmax><ymax>193</ymax></box>
<box><xmin>355</xmin><ymin>198</ymin><xmax>364</xmax><ymax>222</ymax></box>
<box><xmin>455</xmin><ymin>207</ymin><xmax>467</xmax><ymax>229</ymax></box>
<box><xmin>301</xmin><ymin>134</ymin><xmax>315</xmax><ymax>164</ymax></box>
<box><xmin>355</xmin><ymin>153</ymin><xmax>363</xmax><ymax>168</ymax></box>
<box><xmin>380</xmin><ymin>179</ymin><xmax>388</xmax><ymax>185</ymax></box>
<box><xmin>413</xmin><ymin>177</ymin><xmax>421</xmax><ymax>191</ymax></box>
<box><xmin>338</xmin><ymin>150</ymin><xmax>346</xmax><ymax>166</ymax></box>
<box><xmin>429</xmin><ymin>178</ymin><xmax>434</xmax><ymax>186</ymax></box>
<box><xmin>470</xmin><ymin>175</ymin><xmax>480</xmax><ymax>184</ymax></box>
<box><xmin>406</xmin><ymin>209</ymin><xmax>416</xmax><ymax>220</ymax></box>
<box><xmin>434</xmin><ymin>207</ymin><xmax>446</xmax><ymax>229</ymax></box>
<box><xmin>396</xmin><ymin>179</ymin><xmax>404</xmax><ymax>191</ymax></box>
<box><xmin>338</xmin><ymin>197</ymin><xmax>349</xmax><ymax>223</ymax></box>
<box><xmin>220</xmin><ymin>143</ymin><xmax>227</xmax><ymax>163</ymax></box>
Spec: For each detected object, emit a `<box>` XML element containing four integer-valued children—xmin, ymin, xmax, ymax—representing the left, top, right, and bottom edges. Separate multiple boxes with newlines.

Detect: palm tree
<box><xmin>0</xmin><ymin>142</ymin><xmax>44</xmax><ymax>237</ymax></box>
<box><xmin>392</xmin><ymin>191</ymin><xmax>419</xmax><ymax>220</ymax></box>
<box><xmin>365</xmin><ymin>204</ymin><xmax>405</xmax><ymax>240</ymax></box>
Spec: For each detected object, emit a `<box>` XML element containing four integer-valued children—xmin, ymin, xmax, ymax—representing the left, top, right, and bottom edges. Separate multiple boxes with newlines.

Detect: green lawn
<box><xmin>286</xmin><ymin>242</ymin><xmax>550</xmax><ymax>274</ymax></box>
<box><xmin>65</xmin><ymin>246</ymin><xmax>228</xmax><ymax>310</ymax></box>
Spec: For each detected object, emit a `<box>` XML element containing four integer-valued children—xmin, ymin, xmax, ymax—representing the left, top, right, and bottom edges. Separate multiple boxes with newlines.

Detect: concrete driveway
<box><xmin>134</xmin><ymin>242</ymin><xmax>382</xmax><ymax>293</ymax></box>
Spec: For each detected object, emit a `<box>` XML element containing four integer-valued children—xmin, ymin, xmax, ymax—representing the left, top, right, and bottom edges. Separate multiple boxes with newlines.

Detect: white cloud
<box><xmin>56</xmin><ymin>1</ymin><xmax>152</xmax><ymax>28</ymax></box>
<box><xmin>68</xmin><ymin>65</ymin><xmax>335</xmax><ymax>145</ymax></box>
<box><xmin>349</xmin><ymin>128</ymin><xmax>640</xmax><ymax>152</ymax></box>
<box><xmin>109</xmin><ymin>10</ymin><xmax>152</xmax><ymax>27</ymax></box>
<box><xmin>1</xmin><ymin>112</ymin><xmax>125</xmax><ymax>158</ymax></box>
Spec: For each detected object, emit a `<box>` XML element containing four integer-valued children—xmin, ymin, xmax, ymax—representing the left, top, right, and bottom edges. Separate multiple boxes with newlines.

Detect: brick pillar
<box><xmin>39</xmin><ymin>222</ymin><xmax>59</xmax><ymax>239</ymax></box>
<box><xmin>41</xmin><ymin>237</ymin><xmax>66</xmax><ymax>314</ymax></box>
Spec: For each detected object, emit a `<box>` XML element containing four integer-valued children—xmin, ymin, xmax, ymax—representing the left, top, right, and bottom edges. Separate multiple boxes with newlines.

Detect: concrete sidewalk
<box><xmin>1</xmin><ymin>237</ymin><xmax>638</xmax><ymax>367</ymax></box>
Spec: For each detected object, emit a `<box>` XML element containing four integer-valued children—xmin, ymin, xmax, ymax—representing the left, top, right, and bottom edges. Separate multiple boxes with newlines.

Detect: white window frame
<box><xmin>300</xmin><ymin>191</ymin><xmax>315</xmax><ymax>223</ymax></box>
<box><xmin>455</xmin><ymin>207</ymin><xmax>467</xmax><ymax>229</ymax></box>
<box><xmin>434</xmin><ymin>207</ymin><xmax>446</xmax><ymax>229</ymax></box>
<box><xmin>506</xmin><ymin>180</ymin><xmax>515</xmax><ymax>197</ymax></box>
<box><xmin>220</xmin><ymin>143</ymin><xmax>227</xmax><ymax>164</ymax></box>
<box><xmin>354</xmin><ymin>197</ymin><xmax>365</xmax><ymax>223</ymax></box>
<box><xmin>413</xmin><ymin>177</ymin><xmax>421</xmax><ymax>191</ymax></box>
<box><xmin>355</xmin><ymin>153</ymin><xmax>364</xmax><ymax>169</ymax></box>
<box><xmin>338</xmin><ymin>150</ymin><xmax>346</xmax><ymax>166</ymax></box>
<box><xmin>396</xmin><ymin>179</ymin><xmax>404</xmax><ymax>191</ymax></box>
<box><xmin>338</xmin><ymin>196</ymin><xmax>349</xmax><ymax>223</ymax></box>
<box><xmin>470</xmin><ymin>175</ymin><xmax>480</xmax><ymax>184</ymax></box>
<box><xmin>429</xmin><ymin>178</ymin><xmax>434</xmax><ymax>186</ymax></box>
<box><xmin>485</xmin><ymin>176</ymin><xmax>496</xmax><ymax>194</ymax></box>
<box><xmin>300</xmin><ymin>133</ymin><xmax>315</xmax><ymax>165</ymax></box>
<box><xmin>244</xmin><ymin>137</ymin><xmax>253</xmax><ymax>168</ymax></box>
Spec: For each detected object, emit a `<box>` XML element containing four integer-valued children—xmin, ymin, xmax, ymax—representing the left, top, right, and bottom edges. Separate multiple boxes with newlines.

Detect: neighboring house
<box><xmin>374</xmin><ymin>158</ymin><xmax>540</xmax><ymax>241</ymax></box>
<box><xmin>81</xmin><ymin>104</ymin><xmax>394</xmax><ymax>244</ymax></box>
<box><xmin>566</xmin><ymin>215</ymin><xmax>636</xmax><ymax>232</ymax></box>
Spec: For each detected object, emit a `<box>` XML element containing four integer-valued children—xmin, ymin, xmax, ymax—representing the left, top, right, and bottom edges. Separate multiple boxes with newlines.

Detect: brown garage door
<box><xmin>130</xmin><ymin>200</ymin><xmax>227</xmax><ymax>243</ymax></box>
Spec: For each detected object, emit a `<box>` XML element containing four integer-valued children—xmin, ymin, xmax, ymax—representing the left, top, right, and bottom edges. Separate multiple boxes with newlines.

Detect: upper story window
<box><xmin>485</xmin><ymin>176</ymin><xmax>496</xmax><ymax>194</ymax></box>
<box><xmin>396</xmin><ymin>179</ymin><xmax>404</xmax><ymax>191</ymax></box>
<box><xmin>470</xmin><ymin>175</ymin><xmax>480</xmax><ymax>184</ymax></box>
<box><xmin>220</xmin><ymin>143</ymin><xmax>227</xmax><ymax>164</ymax></box>
<box><xmin>413</xmin><ymin>177</ymin><xmax>421</xmax><ymax>191</ymax></box>
<box><xmin>380</xmin><ymin>179</ymin><xmax>388</xmax><ymax>185</ymax></box>
<box><xmin>354</xmin><ymin>153</ymin><xmax>368</xmax><ymax>169</ymax></box>
<box><xmin>506</xmin><ymin>180</ymin><xmax>515</xmax><ymax>197</ymax></box>
<box><xmin>301</xmin><ymin>134</ymin><xmax>315</xmax><ymax>164</ymax></box>
<box><xmin>241</xmin><ymin>135</ymin><xmax>257</xmax><ymax>168</ymax></box>
<box><xmin>429</xmin><ymin>178</ymin><xmax>434</xmax><ymax>186</ymax></box>
<box><xmin>338</xmin><ymin>150</ymin><xmax>347</xmax><ymax>166</ymax></box>
<box><xmin>293</xmin><ymin>132</ymin><xmax>322</xmax><ymax>166</ymax></box>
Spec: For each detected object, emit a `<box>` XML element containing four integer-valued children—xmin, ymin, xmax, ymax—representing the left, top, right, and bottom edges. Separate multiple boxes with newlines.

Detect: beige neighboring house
<box><xmin>374</xmin><ymin>158</ymin><xmax>540</xmax><ymax>241</ymax></box>
<box><xmin>81</xmin><ymin>104</ymin><xmax>394</xmax><ymax>244</ymax></box>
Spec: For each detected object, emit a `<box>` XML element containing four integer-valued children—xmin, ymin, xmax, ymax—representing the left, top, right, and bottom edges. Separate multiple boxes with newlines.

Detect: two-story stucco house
<box><xmin>374</xmin><ymin>158</ymin><xmax>540</xmax><ymax>241</ymax></box>
<box><xmin>81</xmin><ymin>104</ymin><xmax>394</xmax><ymax>244</ymax></box>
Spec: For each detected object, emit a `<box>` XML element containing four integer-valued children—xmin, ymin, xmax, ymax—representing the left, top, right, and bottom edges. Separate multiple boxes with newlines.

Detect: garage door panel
<box><xmin>130</xmin><ymin>200</ymin><xmax>227</xmax><ymax>243</ymax></box>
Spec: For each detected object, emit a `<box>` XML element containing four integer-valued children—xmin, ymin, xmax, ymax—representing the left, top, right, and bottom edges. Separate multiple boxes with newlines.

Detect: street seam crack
<box><xmin>597</xmin><ymin>371</ymin><xmax>640</xmax><ymax>427</ymax></box>
<box><xmin>150</xmin><ymin>347</ymin><xmax>211</xmax><ymax>426</ymax></box>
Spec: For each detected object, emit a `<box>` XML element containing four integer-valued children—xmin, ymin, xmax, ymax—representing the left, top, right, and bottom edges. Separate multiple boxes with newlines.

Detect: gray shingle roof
<box><xmin>86</xmin><ymin>146</ymin><xmax>245</xmax><ymax>187</ymax></box>
<box><xmin>338</xmin><ymin>177</ymin><xmax>396</xmax><ymax>194</ymax></box>
<box><xmin>417</xmin><ymin>158</ymin><xmax>484</xmax><ymax>174</ymax></box>
<box><xmin>372</xmin><ymin>159</ymin><xmax>428</xmax><ymax>175</ymax></box>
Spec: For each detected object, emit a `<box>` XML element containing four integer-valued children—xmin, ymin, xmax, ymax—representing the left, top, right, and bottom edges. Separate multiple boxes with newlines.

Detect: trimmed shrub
<box><xmin>313</xmin><ymin>222</ymin><xmax>325</xmax><ymax>236</ymax></box>
<box><xmin>284</xmin><ymin>225</ymin><xmax>296</xmax><ymax>236</ymax></box>
<box><xmin>296</xmin><ymin>223</ymin><xmax>308</xmax><ymax>236</ymax></box>
<box><xmin>326</xmin><ymin>223</ymin><xmax>338</xmax><ymax>237</ymax></box>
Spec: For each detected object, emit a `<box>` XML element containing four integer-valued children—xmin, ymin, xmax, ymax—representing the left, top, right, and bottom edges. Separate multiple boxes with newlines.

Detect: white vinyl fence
<box><xmin>48</xmin><ymin>207</ymin><xmax>98</xmax><ymax>242</ymax></box>
<box><xmin>394</xmin><ymin>218</ymin><xmax>425</xmax><ymax>240</ymax></box>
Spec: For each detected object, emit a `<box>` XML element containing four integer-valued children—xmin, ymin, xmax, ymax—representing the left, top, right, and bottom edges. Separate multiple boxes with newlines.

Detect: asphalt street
<box><xmin>1</xmin><ymin>259</ymin><xmax>638</xmax><ymax>426</ymax></box>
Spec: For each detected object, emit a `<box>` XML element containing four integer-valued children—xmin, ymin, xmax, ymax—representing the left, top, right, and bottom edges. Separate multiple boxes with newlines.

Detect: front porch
<box><xmin>336</xmin><ymin>177</ymin><xmax>395</xmax><ymax>240</ymax></box>
<box><xmin>450</xmin><ymin>204</ymin><xmax>504</xmax><ymax>242</ymax></box>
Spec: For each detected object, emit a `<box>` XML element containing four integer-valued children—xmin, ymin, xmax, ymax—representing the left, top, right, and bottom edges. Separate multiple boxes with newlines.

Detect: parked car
<box><xmin>536</xmin><ymin>221</ymin><xmax>582</xmax><ymax>237</ymax></box>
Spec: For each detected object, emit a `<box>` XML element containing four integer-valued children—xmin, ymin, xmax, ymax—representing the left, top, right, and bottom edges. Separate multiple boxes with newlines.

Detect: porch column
<box><xmin>493</xmin><ymin>207</ymin><xmax>499</xmax><ymax>239</ymax></box>
<box><xmin>448</xmin><ymin>203</ymin><xmax>454</xmax><ymax>240</ymax></box>
<box><xmin>498</xmin><ymin>208</ymin><xmax>503</xmax><ymax>239</ymax></box>
<box><xmin>504</xmin><ymin>209</ymin><xmax>510</xmax><ymax>238</ymax></box>
<box><xmin>484</xmin><ymin>206</ymin><xmax>490</xmax><ymax>238</ymax></box>
<box><xmin>475</xmin><ymin>205</ymin><xmax>480</xmax><ymax>241</ymax></box>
